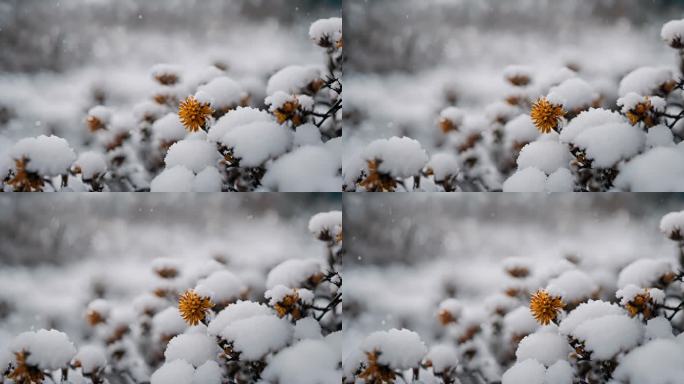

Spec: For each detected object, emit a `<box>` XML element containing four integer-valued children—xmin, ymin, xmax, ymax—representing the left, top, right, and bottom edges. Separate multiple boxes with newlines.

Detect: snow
<box><xmin>362</xmin><ymin>136</ymin><xmax>429</xmax><ymax>179</ymax></box>
<box><xmin>503</xmin><ymin>65</ymin><xmax>533</xmax><ymax>85</ymax></box>
<box><xmin>150</xmin><ymin>64</ymin><xmax>182</xmax><ymax>82</ymax></box>
<box><xmin>10</xmin><ymin>135</ymin><xmax>76</xmax><ymax>176</ymax></box>
<box><xmin>502</xmin><ymin>167</ymin><xmax>546</xmax><ymax>192</ymax></box>
<box><xmin>87</xmin><ymin>105</ymin><xmax>112</xmax><ymax>125</ymax></box>
<box><xmin>308</xmin><ymin>210</ymin><xmax>342</xmax><ymax>239</ymax></box>
<box><xmin>360</xmin><ymin>329</ymin><xmax>427</xmax><ymax>370</ymax></box>
<box><xmin>645</xmin><ymin>125</ymin><xmax>674</xmax><ymax>148</ymax></box>
<box><xmin>424</xmin><ymin>344</ymin><xmax>458</xmax><ymax>374</ymax></box>
<box><xmin>309</xmin><ymin>17</ymin><xmax>342</xmax><ymax>47</ymax></box>
<box><xmin>615</xmin><ymin>147</ymin><xmax>684</xmax><ymax>191</ymax></box>
<box><xmin>73</xmin><ymin>151</ymin><xmax>107</xmax><ymax>179</ymax></box>
<box><xmin>207</xmin><ymin>300</ymin><xmax>273</xmax><ymax>336</ymax></box>
<box><xmin>266</xmin><ymin>65</ymin><xmax>321</xmax><ymax>96</ymax></box>
<box><xmin>219</xmin><ymin>314</ymin><xmax>293</xmax><ymax>360</ymax></box>
<box><xmin>265</xmin><ymin>285</ymin><xmax>314</xmax><ymax>306</ymax></box>
<box><xmin>502</xmin><ymin>359</ymin><xmax>546</xmax><ymax>384</ymax></box>
<box><xmin>558</xmin><ymin>300</ymin><xmax>625</xmax><ymax>336</ymax></box>
<box><xmin>262</xmin><ymin>339</ymin><xmax>340</xmax><ymax>384</ymax></box>
<box><xmin>571</xmin><ymin>314</ymin><xmax>643</xmax><ymax>360</ymax></box>
<box><xmin>504</xmin><ymin>114</ymin><xmax>539</xmax><ymax>146</ymax></box>
<box><xmin>73</xmin><ymin>345</ymin><xmax>107</xmax><ymax>374</ymax></box>
<box><xmin>294</xmin><ymin>317</ymin><xmax>323</xmax><ymax>340</ymax></box>
<box><xmin>618</xmin><ymin>66</ymin><xmax>673</xmax><ymax>97</ymax></box>
<box><xmin>164</xmin><ymin>140</ymin><xmax>218</xmax><ymax>173</ymax></box>
<box><xmin>165</xmin><ymin>333</ymin><xmax>219</xmax><ymax>367</ymax></box>
<box><xmin>196</xmin><ymin>76</ymin><xmax>244</xmax><ymax>110</ymax></box>
<box><xmin>191</xmin><ymin>166</ymin><xmax>222</xmax><ymax>192</ymax></box>
<box><xmin>545</xmin><ymin>168</ymin><xmax>574</xmax><ymax>192</ymax></box>
<box><xmin>660</xmin><ymin>210</ymin><xmax>684</xmax><ymax>239</ymax></box>
<box><xmin>153</xmin><ymin>307</ymin><xmax>187</xmax><ymax>337</ymax></box>
<box><xmin>645</xmin><ymin>317</ymin><xmax>674</xmax><ymax>341</ymax></box>
<box><xmin>426</xmin><ymin>153</ymin><xmax>460</xmax><ymax>182</ymax></box>
<box><xmin>504</xmin><ymin>306</ymin><xmax>539</xmax><ymax>338</ymax></box>
<box><xmin>616</xmin><ymin>285</ymin><xmax>664</xmax><ymax>306</ymax></box>
<box><xmin>87</xmin><ymin>298</ymin><xmax>111</xmax><ymax>319</ymax></box>
<box><xmin>192</xmin><ymin>360</ymin><xmax>221</xmax><ymax>384</ymax></box>
<box><xmin>559</xmin><ymin>108</ymin><xmax>625</xmax><ymax>144</ymax></box>
<box><xmin>546</xmin><ymin>269</ymin><xmax>597</xmax><ymax>303</ymax></box>
<box><xmin>439</xmin><ymin>107</ymin><xmax>465</xmax><ymax>127</ymax></box>
<box><xmin>517</xmin><ymin>141</ymin><xmax>570</xmax><ymax>175</ymax></box>
<box><xmin>194</xmin><ymin>270</ymin><xmax>245</xmax><ymax>304</ymax></box>
<box><xmin>153</xmin><ymin>113</ymin><xmax>187</xmax><ymax>143</ymax></box>
<box><xmin>10</xmin><ymin>329</ymin><xmax>76</xmax><ymax>370</ymax></box>
<box><xmin>661</xmin><ymin>18</ymin><xmax>684</xmax><ymax>47</ymax></box>
<box><xmin>546</xmin><ymin>78</ymin><xmax>598</xmax><ymax>111</ymax></box>
<box><xmin>572</xmin><ymin>122</ymin><xmax>645</xmax><ymax>168</ymax></box>
<box><xmin>150</xmin><ymin>165</ymin><xmax>194</xmax><ymax>192</ymax></box>
<box><xmin>545</xmin><ymin>360</ymin><xmax>573</xmax><ymax>384</ymax></box>
<box><xmin>262</xmin><ymin>145</ymin><xmax>340</xmax><ymax>192</ymax></box>
<box><xmin>617</xmin><ymin>92</ymin><xmax>666</xmax><ymax>114</ymax></box>
<box><xmin>612</xmin><ymin>339</ymin><xmax>684</xmax><ymax>384</ymax></box>
<box><xmin>151</xmin><ymin>359</ymin><xmax>195</xmax><ymax>384</ymax></box>
<box><xmin>293</xmin><ymin>124</ymin><xmax>323</xmax><ymax>147</ymax></box>
<box><xmin>617</xmin><ymin>259</ymin><xmax>673</xmax><ymax>288</ymax></box>
<box><xmin>266</xmin><ymin>258</ymin><xmax>322</xmax><ymax>289</ymax></box>
<box><xmin>438</xmin><ymin>298</ymin><xmax>463</xmax><ymax>320</ymax></box>
<box><xmin>207</xmin><ymin>107</ymin><xmax>274</xmax><ymax>142</ymax></box>
<box><xmin>220</xmin><ymin>121</ymin><xmax>292</xmax><ymax>167</ymax></box>
<box><xmin>515</xmin><ymin>331</ymin><xmax>570</xmax><ymax>367</ymax></box>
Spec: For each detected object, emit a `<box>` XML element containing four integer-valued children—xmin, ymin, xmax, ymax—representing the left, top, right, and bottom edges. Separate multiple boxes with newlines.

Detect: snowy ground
<box><xmin>343</xmin><ymin>194</ymin><xmax>684</xmax><ymax>383</ymax></box>
<box><xmin>0</xmin><ymin>193</ymin><xmax>341</xmax><ymax>383</ymax></box>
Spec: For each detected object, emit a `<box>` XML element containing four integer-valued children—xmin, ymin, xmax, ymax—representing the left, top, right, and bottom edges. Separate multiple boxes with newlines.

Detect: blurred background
<box><xmin>0</xmin><ymin>193</ymin><xmax>340</xmax><ymax>345</ymax></box>
<box><xmin>0</xmin><ymin>0</ymin><xmax>340</xmax><ymax>150</ymax></box>
<box><xmin>343</xmin><ymin>0</ymin><xmax>684</xmax><ymax>166</ymax></box>
<box><xmin>343</xmin><ymin>193</ymin><xmax>684</xmax><ymax>355</ymax></box>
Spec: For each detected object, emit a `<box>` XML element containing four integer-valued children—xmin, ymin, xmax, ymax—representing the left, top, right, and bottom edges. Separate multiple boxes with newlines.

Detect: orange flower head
<box><xmin>178</xmin><ymin>96</ymin><xmax>213</xmax><ymax>132</ymax></box>
<box><xmin>529</xmin><ymin>289</ymin><xmax>564</xmax><ymax>325</ymax></box>
<box><xmin>530</xmin><ymin>97</ymin><xmax>565</xmax><ymax>134</ymax></box>
<box><xmin>178</xmin><ymin>289</ymin><xmax>213</xmax><ymax>326</ymax></box>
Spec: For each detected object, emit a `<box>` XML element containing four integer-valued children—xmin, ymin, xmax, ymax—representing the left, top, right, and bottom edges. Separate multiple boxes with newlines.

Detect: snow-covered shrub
<box><xmin>344</xmin><ymin>206</ymin><xmax>684</xmax><ymax>384</ymax></box>
<box><xmin>0</xmin><ymin>209</ymin><xmax>343</xmax><ymax>383</ymax></box>
<box><xmin>1</xmin><ymin>16</ymin><xmax>342</xmax><ymax>192</ymax></box>
<box><xmin>344</xmin><ymin>16</ymin><xmax>684</xmax><ymax>192</ymax></box>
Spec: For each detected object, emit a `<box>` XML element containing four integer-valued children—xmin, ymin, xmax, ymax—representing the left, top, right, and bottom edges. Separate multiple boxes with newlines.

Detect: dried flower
<box><xmin>358</xmin><ymin>351</ymin><xmax>396</xmax><ymax>384</ymax></box>
<box><xmin>178</xmin><ymin>290</ymin><xmax>213</xmax><ymax>326</ymax></box>
<box><xmin>86</xmin><ymin>115</ymin><xmax>106</xmax><ymax>132</ymax></box>
<box><xmin>178</xmin><ymin>96</ymin><xmax>213</xmax><ymax>132</ymax></box>
<box><xmin>7</xmin><ymin>351</ymin><xmax>45</xmax><ymax>384</ymax></box>
<box><xmin>529</xmin><ymin>289</ymin><xmax>564</xmax><ymax>325</ymax></box>
<box><xmin>530</xmin><ymin>97</ymin><xmax>565</xmax><ymax>134</ymax></box>
<box><xmin>7</xmin><ymin>158</ymin><xmax>44</xmax><ymax>192</ymax></box>
<box><xmin>358</xmin><ymin>160</ymin><xmax>398</xmax><ymax>192</ymax></box>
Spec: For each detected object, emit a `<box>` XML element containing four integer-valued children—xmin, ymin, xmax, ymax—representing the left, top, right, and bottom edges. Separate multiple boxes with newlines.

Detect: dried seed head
<box><xmin>178</xmin><ymin>96</ymin><xmax>213</xmax><ymax>132</ymax></box>
<box><xmin>178</xmin><ymin>289</ymin><xmax>213</xmax><ymax>326</ymax></box>
<box><xmin>529</xmin><ymin>289</ymin><xmax>564</xmax><ymax>326</ymax></box>
<box><xmin>530</xmin><ymin>97</ymin><xmax>565</xmax><ymax>134</ymax></box>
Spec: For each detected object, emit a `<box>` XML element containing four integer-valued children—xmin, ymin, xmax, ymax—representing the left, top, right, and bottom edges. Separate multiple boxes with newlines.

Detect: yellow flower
<box><xmin>178</xmin><ymin>290</ymin><xmax>213</xmax><ymax>326</ymax></box>
<box><xmin>530</xmin><ymin>97</ymin><xmax>565</xmax><ymax>134</ymax></box>
<box><xmin>273</xmin><ymin>291</ymin><xmax>304</xmax><ymax>320</ymax></box>
<box><xmin>529</xmin><ymin>289</ymin><xmax>564</xmax><ymax>325</ymax></box>
<box><xmin>178</xmin><ymin>96</ymin><xmax>213</xmax><ymax>132</ymax></box>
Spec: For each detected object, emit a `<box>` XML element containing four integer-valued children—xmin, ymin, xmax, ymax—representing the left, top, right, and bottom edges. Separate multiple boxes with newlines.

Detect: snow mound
<box><xmin>360</xmin><ymin>328</ymin><xmax>427</xmax><ymax>370</ymax></box>
<box><xmin>618</xmin><ymin>67</ymin><xmax>673</xmax><ymax>97</ymax></box>
<box><xmin>517</xmin><ymin>141</ymin><xmax>570</xmax><ymax>175</ymax></box>
<box><xmin>572</xmin><ymin>122</ymin><xmax>645</xmax><ymax>168</ymax></box>
<box><xmin>73</xmin><ymin>151</ymin><xmax>107</xmax><ymax>179</ymax></box>
<box><xmin>10</xmin><ymin>329</ymin><xmax>76</xmax><ymax>371</ymax></box>
<box><xmin>613</xmin><ymin>339</ymin><xmax>684</xmax><ymax>384</ymax></box>
<box><xmin>262</xmin><ymin>145</ymin><xmax>340</xmax><ymax>192</ymax></box>
<box><xmin>617</xmin><ymin>259</ymin><xmax>673</xmax><ymax>288</ymax></box>
<box><xmin>362</xmin><ymin>136</ymin><xmax>428</xmax><ymax>179</ymax></box>
<box><xmin>547</xmin><ymin>78</ymin><xmax>598</xmax><ymax>111</ymax></box>
<box><xmin>571</xmin><ymin>314</ymin><xmax>643</xmax><ymax>360</ymax></box>
<box><xmin>221</xmin><ymin>121</ymin><xmax>292</xmax><ymax>167</ymax></box>
<box><xmin>196</xmin><ymin>76</ymin><xmax>244</xmax><ymax>110</ymax></box>
<box><xmin>262</xmin><ymin>339</ymin><xmax>340</xmax><ymax>384</ymax></box>
<box><xmin>515</xmin><ymin>331</ymin><xmax>570</xmax><ymax>367</ymax></box>
<box><xmin>150</xmin><ymin>165</ymin><xmax>194</xmax><ymax>192</ymax></box>
<box><xmin>152</xmin><ymin>307</ymin><xmax>187</xmax><ymax>337</ymax></box>
<box><xmin>151</xmin><ymin>359</ymin><xmax>194</xmax><ymax>384</ymax></box>
<box><xmin>164</xmin><ymin>140</ymin><xmax>218</xmax><ymax>173</ymax></box>
<box><xmin>504</xmin><ymin>114</ymin><xmax>539</xmax><ymax>146</ymax></box>
<box><xmin>11</xmin><ymin>135</ymin><xmax>76</xmax><ymax>176</ymax></box>
<box><xmin>559</xmin><ymin>300</ymin><xmax>625</xmax><ymax>335</ymax></box>
<box><xmin>559</xmin><ymin>108</ymin><xmax>625</xmax><ymax>144</ymax></box>
<box><xmin>208</xmin><ymin>300</ymin><xmax>273</xmax><ymax>336</ymax></box>
<box><xmin>219</xmin><ymin>314</ymin><xmax>293</xmax><ymax>361</ymax></box>
<box><xmin>426</xmin><ymin>153</ymin><xmax>460</xmax><ymax>182</ymax></box>
<box><xmin>662</xmin><ymin>18</ymin><xmax>684</xmax><ymax>47</ymax></box>
<box><xmin>73</xmin><ymin>345</ymin><xmax>107</xmax><ymax>374</ymax></box>
<box><xmin>153</xmin><ymin>113</ymin><xmax>187</xmax><ymax>143</ymax></box>
<box><xmin>308</xmin><ymin>210</ymin><xmax>342</xmax><ymax>239</ymax></box>
<box><xmin>207</xmin><ymin>107</ymin><xmax>273</xmax><ymax>142</ymax></box>
<box><xmin>424</xmin><ymin>344</ymin><xmax>458</xmax><ymax>374</ymax></box>
<box><xmin>502</xmin><ymin>359</ymin><xmax>546</xmax><ymax>384</ymax></box>
<box><xmin>194</xmin><ymin>270</ymin><xmax>246</xmax><ymax>304</ymax></box>
<box><xmin>546</xmin><ymin>269</ymin><xmax>597</xmax><ymax>303</ymax></box>
<box><xmin>660</xmin><ymin>210</ymin><xmax>684</xmax><ymax>239</ymax></box>
<box><xmin>309</xmin><ymin>17</ymin><xmax>342</xmax><ymax>47</ymax></box>
<box><xmin>615</xmin><ymin>147</ymin><xmax>684</xmax><ymax>191</ymax></box>
<box><xmin>165</xmin><ymin>333</ymin><xmax>219</xmax><ymax>367</ymax></box>
<box><xmin>266</xmin><ymin>65</ymin><xmax>321</xmax><ymax>96</ymax></box>
<box><xmin>266</xmin><ymin>258</ymin><xmax>322</xmax><ymax>289</ymax></box>
<box><xmin>645</xmin><ymin>125</ymin><xmax>674</xmax><ymax>148</ymax></box>
<box><xmin>502</xmin><ymin>167</ymin><xmax>546</xmax><ymax>192</ymax></box>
